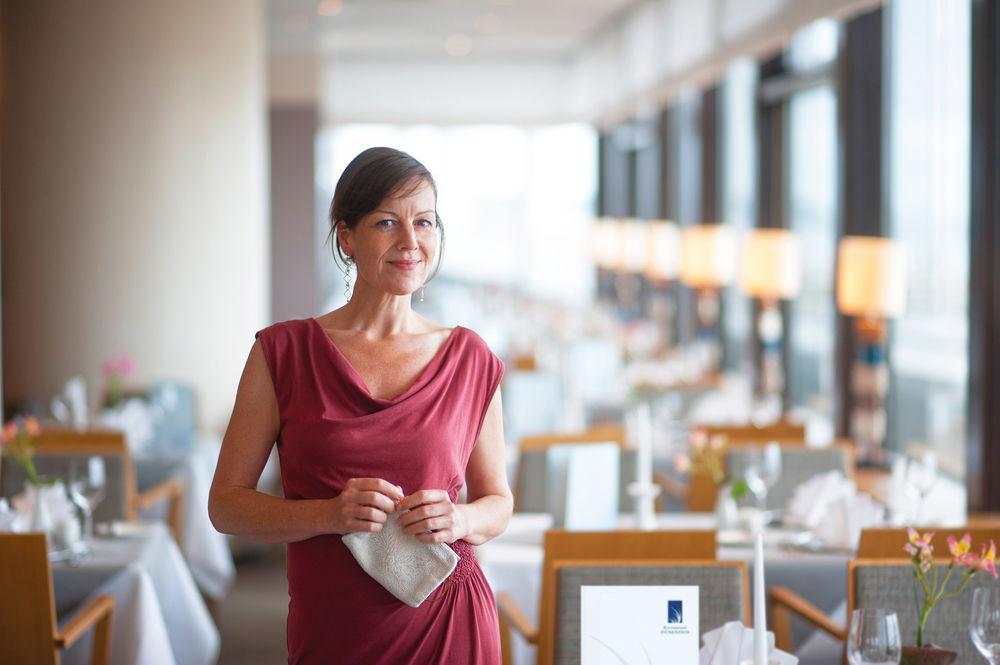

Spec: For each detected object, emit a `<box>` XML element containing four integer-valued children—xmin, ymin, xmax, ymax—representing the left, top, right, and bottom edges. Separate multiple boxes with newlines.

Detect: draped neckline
<box><xmin>308</xmin><ymin>317</ymin><xmax>462</xmax><ymax>404</ymax></box>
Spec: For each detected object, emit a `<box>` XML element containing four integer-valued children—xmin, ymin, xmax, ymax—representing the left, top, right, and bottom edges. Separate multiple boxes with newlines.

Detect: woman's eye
<box><xmin>416</xmin><ymin>218</ymin><xmax>433</xmax><ymax>227</ymax></box>
<box><xmin>376</xmin><ymin>219</ymin><xmax>396</xmax><ymax>227</ymax></box>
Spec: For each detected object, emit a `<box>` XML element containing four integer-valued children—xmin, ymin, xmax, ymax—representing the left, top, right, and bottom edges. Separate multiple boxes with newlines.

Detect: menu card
<box><xmin>581</xmin><ymin>585</ymin><xmax>700</xmax><ymax>664</ymax></box>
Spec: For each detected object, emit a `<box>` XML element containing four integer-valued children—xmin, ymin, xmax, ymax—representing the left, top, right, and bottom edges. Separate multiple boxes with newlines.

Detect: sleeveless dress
<box><xmin>254</xmin><ymin>318</ymin><xmax>505</xmax><ymax>665</ymax></box>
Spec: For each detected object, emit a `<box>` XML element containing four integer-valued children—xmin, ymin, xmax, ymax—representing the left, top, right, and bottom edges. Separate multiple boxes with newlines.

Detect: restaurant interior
<box><xmin>3</xmin><ymin>0</ymin><xmax>1000</xmax><ymax>664</ymax></box>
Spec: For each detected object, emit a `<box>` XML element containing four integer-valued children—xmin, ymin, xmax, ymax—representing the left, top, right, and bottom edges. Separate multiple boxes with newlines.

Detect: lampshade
<box><xmin>836</xmin><ymin>236</ymin><xmax>907</xmax><ymax>318</ymax></box>
<box><xmin>590</xmin><ymin>218</ymin><xmax>623</xmax><ymax>269</ymax></box>
<box><xmin>680</xmin><ymin>224</ymin><xmax>736</xmax><ymax>288</ymax></box>
<box><xmin>618</xmin><ymin>219</ymin><xmax>649</xmax><ymax>273</ymax></box>
<box><xmin>739</xmin><ymin>228</ymin><xmax>802</xmax><ymax>300</ymax></box>
<box><xmin>644</xmin><ymin>220</ymin><xmax>681</xmax><ymax>281</ymax></box>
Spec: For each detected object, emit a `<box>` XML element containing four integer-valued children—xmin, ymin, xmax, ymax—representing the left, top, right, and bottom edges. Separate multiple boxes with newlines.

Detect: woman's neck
<box><xmin>328</xmin><ymin>281</ymin><xmax>422</xmax><ymax>338</ymax></box>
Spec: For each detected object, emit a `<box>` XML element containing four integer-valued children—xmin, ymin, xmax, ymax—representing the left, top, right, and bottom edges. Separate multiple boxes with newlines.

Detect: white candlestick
<box><xmin>753</xmin><ymin>530</ymin><xmax>768</xmax><ymax>665</ymax></box>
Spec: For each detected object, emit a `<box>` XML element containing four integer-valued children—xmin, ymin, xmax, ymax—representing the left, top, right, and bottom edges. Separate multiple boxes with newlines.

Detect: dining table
<box><xmin>52</xmin><ymin>520</ymin><xmax>219</xmax><ymax>665</ymax></box>
<box><xmin>476</xmin><ymin>512</ymin><xmax>849</xmax><ymax>665</ymax></box>
<box><xmin>134</xmin><ymin>431</ymin><xmax>235</xmax><ymax>600</ymax></box>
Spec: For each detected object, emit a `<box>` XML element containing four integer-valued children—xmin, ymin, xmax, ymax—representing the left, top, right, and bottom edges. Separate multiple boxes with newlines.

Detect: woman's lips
<box><xmin>389</xmin><ymin>260</ymin><xmax>421</xmax><ymax>271</ymax></box>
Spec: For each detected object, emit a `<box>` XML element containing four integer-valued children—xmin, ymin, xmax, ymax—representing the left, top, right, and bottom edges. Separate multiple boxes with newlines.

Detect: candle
<box><xmin>753</xmin><ymin>530</ymin><xmax>768</xmax><ymax>665</ymax></box>
<box><xmin>635</xmin><ymin>402</ymin><xmax>652</xmax><ymax>486</ymax></box>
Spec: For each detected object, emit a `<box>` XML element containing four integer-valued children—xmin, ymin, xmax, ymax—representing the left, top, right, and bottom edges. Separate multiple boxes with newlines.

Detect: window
<box><xmin>720</xmin><ymin>59</ymin><xmax>758</xmax><ymax>372</ymax></box>
<box><xmin>886</xmin><ymin>0</ymin><xmax>970</xmax><ymax>477</ymax></box>
<box><xmin>783</xmin><ymin>20</ymin><xmax>840</xmax><ymax>423</ymax></box>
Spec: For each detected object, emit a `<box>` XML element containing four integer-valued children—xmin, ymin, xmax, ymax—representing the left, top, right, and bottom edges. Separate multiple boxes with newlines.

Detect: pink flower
<box><xmin>978</xmin><ymin>541</ymin><xmax>998</xmax><ymax>579</ymax></box>
<box><xmin>102</xmin><ymin>354</ymin><xmax>135</xmax><ymax>378</ymax></box>
<box><xmin>949</xmin><ymin>533</ymin><xmax>973</xmax><ymax>566</ymax></box>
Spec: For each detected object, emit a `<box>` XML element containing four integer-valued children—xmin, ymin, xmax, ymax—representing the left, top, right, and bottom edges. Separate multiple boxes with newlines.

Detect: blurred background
<box><xmin>2</xmin><ymin>0</ymin><xmax>999</xmax><ymax>663</ymax></box>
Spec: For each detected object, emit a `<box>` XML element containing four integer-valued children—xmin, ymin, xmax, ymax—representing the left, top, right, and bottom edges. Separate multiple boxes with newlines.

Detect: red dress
<box><xmin>254</xmin><ymin>318</ymin><xmax>505</xmax><ymax>665</ymax></box>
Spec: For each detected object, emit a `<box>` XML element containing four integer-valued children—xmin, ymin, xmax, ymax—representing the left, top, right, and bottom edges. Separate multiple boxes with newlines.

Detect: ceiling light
<box><xmin>445</xmin><ymin>33</ymin><xmax>474</xmax><ymax>57</ymax></box>
<box><xmin>473</xmin><ymin>13</ymin><xmax>502</xmax><ymax>34</ymax></box>
<box><xmin>317</xmin><ymin>0</ymin><xmax>343</xmax><ymax>17</ymax></box>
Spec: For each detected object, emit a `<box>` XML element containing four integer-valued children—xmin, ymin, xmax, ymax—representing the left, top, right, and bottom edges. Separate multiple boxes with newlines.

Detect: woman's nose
<box><xmin>398</xmin><ymin>222</ymin><xmax>419</xmax><ymax>248</ymax></box>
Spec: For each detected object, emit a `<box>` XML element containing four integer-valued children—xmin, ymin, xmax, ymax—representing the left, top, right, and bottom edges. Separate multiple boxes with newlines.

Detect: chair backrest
<box><xmin>695</xmin><ymin>422</ymin><xmax>807</xmax><ymax>445</ymax></box>
<box><xmin>724</xmin><ymin>445</ymin><xmax>854</xmax><ymax>510</ymax></box>
<box><xmin>858</xmin><ymin>528</ymin><xmax>1000</xmax><ymax>558</ymax></box>
<box><xmin>848</xmin><ymin>560</ymin><xmax>998</xmax><ymax>663</ymax></box>
<box><xmin>514</xmin><ymin>427</ymin><xmax>626</xmax><ymax>513</ymax></box>
<box><xmin>537</xmin><ymin>529</ymin><xmax>717</xmax><ymax>665</ymax></box>
<box><xmin>0</xmin><ymin>428</ymin><xmax>135</xmax><ymax>524</ymax></box>
<box><xmin>552</xmin><ymin>559</ymin><xmax>749</xmax><ymax>664</ymax></box>
<box><xmin>0</xmin><ymin>533</ymin><xmax>59</xmax><ymax>665</ymax></box>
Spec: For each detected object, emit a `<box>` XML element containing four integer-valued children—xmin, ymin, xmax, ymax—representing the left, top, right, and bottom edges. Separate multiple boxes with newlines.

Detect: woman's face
<box><xmin>338</xmin><ymin>179</ymin><xmax>438</xmax><ymax>297</ymax></box>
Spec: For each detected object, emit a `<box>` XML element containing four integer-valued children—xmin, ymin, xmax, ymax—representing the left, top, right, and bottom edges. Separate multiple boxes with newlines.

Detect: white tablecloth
<box><xmin>477</xmin><ymin>513</ymin><xmax>849</xmax><ymax>665</ymax></box>
<box><xmin>53</xmin><ymin>522</ymin><xmax>219</xmax><ymax>665</ymax></box>
<box><xmin>137</xmin><ymin>432</ymin><xmax>235</xmax><ymax>599</ymax></box>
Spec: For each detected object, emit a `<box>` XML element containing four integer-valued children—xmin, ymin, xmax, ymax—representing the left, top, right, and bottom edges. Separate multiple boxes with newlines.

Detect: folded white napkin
<box><xmin>0</xmin><ymin>498</ymin><xmax>26</xmax><ymax>533</ymax></box>
<box><xmin>98</xmin><ymin>397</ymin><xmax>154</xmax><ymax>454</ymax></box>
<box><xmin>785</xmin><ymin>471</ymin><xmax>856</xmax><ymax>529</ymax></box>
<box><xmin>813</xmin><ymin>492</ymin><xmax>885</xmax><ymax>550</ymax></box>
<box><xmin>10</xmin><ymin>481</ymin><xmax>82</xmax><ymax>548</ymax></box>
<box><xmin>342</xmin><ymin>512</ymin><xmax>459</xmax><ymax>608</ymax></box>
<box><xmin>699</xmin><ymin>621</ymin><xmax>798</xmax><ymax>665</ymax></box>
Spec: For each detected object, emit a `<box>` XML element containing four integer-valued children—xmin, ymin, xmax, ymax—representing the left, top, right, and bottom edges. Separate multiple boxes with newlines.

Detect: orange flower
<box><xmin>1</xmin><ymin>421</ymin><xmax>16</xmax><ymax>445</ymax></box>
<box><xmin>24</xmin><ymin>416</ymin><xmax>40</xmax><ymax>437</ymax></box>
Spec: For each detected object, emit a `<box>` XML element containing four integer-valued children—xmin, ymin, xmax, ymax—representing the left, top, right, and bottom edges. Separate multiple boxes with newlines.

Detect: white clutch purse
<box><xmin>342</xmin><ymin>511</ymin><xmax>459</xmax><ymax>607</ymax></box>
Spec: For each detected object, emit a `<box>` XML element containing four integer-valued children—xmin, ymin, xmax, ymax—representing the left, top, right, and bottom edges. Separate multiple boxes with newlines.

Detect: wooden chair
<box><xmin>0</xmin><ymin>428</ymin><xmax>185</xmax><ymax>545</ymax></box>
<box><xmin>769</xmin><ymin>527</ymin><xmax>1000</xmax><ymax>651</ymax></box>
<box><xmin>513</xmin><ymin>426</ymin><xmax>626</xmax><ymax>513</ymax></box>
<box><xmin>496</xmin><ymin>529</ymin><xmax>717</xmax><ymax>665</ymax></box>
<box><xmin>0</xmin><ymin>533</ymin><xmax>114</xmax><ymax>665</ymax></box>
<box><xmin>694</xmin><ymin>421</ymin><xmax>807</xmax><ymax>445</ymax></box>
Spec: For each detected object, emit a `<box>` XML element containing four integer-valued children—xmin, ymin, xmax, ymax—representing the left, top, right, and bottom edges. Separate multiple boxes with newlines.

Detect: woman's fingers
<box><xmin>352</xmin><ymin>490</ymin><xmax>396</xmax><ymax>514</ymax></box>
<box><xmin>346</xmin><ymin>477</ymin><xmax>404</xmax><ymax>502</ymax></box>
<box><xmin>396</xmin><ymin>489</ymin><xmax>448</xmax><ymax>512</ymax></box>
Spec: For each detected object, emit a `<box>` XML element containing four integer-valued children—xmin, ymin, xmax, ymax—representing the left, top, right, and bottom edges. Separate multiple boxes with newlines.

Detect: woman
<box><xmin>209</xmin><ymin>147</ymin><xmax>512</xmax><ymax>664</ymax></box>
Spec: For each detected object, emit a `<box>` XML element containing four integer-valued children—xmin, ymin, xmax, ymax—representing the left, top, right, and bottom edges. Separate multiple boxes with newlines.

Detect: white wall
<box><xmin>2</xmin><ymin>0</ymin><xmax>269</xmax><ymax>431</ymax></box>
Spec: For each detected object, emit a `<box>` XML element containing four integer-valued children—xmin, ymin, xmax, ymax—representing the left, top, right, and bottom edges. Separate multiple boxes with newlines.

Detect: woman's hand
<box><xmin>329</xmin><ymin>478</ymin><xmax>404</xmax><ymax>534</ymax></box>
<box><xmin>396</xmin><ymin>490</ymin><xmax>469</xmax><ymax>544</ymax></box>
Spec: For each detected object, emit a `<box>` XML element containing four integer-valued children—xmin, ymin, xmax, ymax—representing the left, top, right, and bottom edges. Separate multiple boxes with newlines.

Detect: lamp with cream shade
<box><xmin>680</xmin><ymin>224</ymin><xmax>737</xmax><ymax>372</ymax></box>
<box><xmin>739</xmin><ymin>229</ymin><xmax>802</xmax><ymax>401</ymax></box>
<box><xmin>641</xmin><ymin>220</ymin><xmax>681</xmax><ymax>351</ymax></box>
<box><xmin>836</xmin><ymin>236</ymin><xmax>908</xmax><ymax>464</ymax></box>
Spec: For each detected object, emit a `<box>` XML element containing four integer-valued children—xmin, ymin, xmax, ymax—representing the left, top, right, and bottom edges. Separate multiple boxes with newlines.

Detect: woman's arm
<box><xmin>398</xmin><ymin>389</ymin><xmax>513</xmax><ymax>546</ymax></box>
<box><xmin>208</xmin><ymin>340</ymin><xmax>402</xmax><ymax>543</ymax></box>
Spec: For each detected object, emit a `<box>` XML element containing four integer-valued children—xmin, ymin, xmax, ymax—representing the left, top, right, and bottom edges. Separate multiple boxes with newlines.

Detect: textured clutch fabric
<box><xmin>342</xmin><ymin>511</ymin><xmax>459</xmax><ymax>607</ymax></box>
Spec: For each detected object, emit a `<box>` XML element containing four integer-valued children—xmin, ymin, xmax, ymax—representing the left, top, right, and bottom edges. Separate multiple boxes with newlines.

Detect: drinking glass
<box><xmin>971</xmin><ymin>587</ymin><xmax>1000</xmax><ymax>664</ymax></box>
<box><xmin>847</xmin><ymin>608</ymin><xmax>902</xmax><ymax>665</ymax></box>
<box><xmin>69</xmin><ymin>456</ymin><xmax>107</xmax><ymax>537</ymax></box>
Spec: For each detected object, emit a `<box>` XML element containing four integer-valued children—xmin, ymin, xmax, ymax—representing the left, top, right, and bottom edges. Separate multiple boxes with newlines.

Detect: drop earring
<box><xmin>343</xmin><ymin>257</ymin><xmax>353</xmax><ymax>302</ymax></box>
<box><xmin>418</xmin><ymin>285</ymin><xmax>426</xmax><ymax>303</ymax></box>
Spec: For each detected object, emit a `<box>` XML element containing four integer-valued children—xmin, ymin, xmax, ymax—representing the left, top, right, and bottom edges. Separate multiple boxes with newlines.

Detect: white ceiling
<box><xmin>267</xmin><ymin>0</ymin><xmax>643</xmax><ymax>60</ymax></box>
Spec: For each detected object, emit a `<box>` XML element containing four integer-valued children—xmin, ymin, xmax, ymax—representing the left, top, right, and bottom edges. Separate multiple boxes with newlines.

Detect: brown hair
<box><xmin>327</xmin><ymin>147</ymin><xmax>445</xmax><ymax>283</ymax></box>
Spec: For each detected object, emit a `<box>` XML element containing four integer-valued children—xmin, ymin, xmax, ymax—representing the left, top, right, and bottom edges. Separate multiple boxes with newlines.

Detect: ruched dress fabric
<box><xmin>254</xmin><ymin>318</ymin><xmax>505</xmax><ymax>665</ymax></box>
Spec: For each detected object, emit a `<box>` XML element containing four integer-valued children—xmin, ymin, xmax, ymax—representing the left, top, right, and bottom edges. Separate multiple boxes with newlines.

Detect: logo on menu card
<box><xmin>667</xmin><ymin>600</ymin><xmax>683</xmax><ymax>624</ymax></box>
<box><xmin>660</xmin><ymin>599</ymin><xmax>691</xmax><ymax>635</ymax></box>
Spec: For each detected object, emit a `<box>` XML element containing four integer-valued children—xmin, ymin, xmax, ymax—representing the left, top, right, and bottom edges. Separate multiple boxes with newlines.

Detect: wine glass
<box><xmin>971</xmin><ymin>587</ymin><xmax>1000</xmax><ymax>664</ymax></box>
<box><xmin>847</xmin><ymin>608</ymin><xmax>902</xmax><ymax>665</ymax></box>
<box><xmin>69</xmin><ymin>456</ymin><xmax>107</xmax><ymax>538</ymax></box>
<box><xmin>905</xmin><ymin>451</ymin><xmax>938</xmax><ymax>522</ymax></box>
